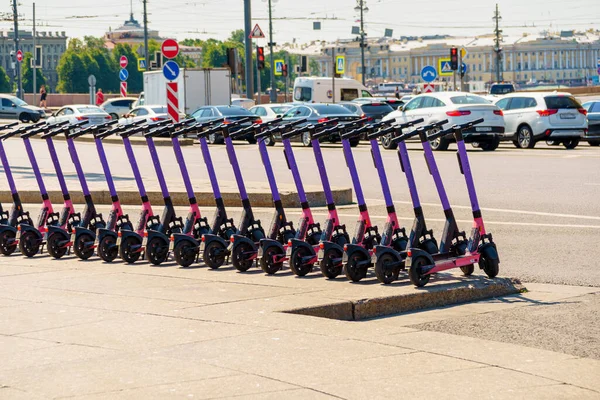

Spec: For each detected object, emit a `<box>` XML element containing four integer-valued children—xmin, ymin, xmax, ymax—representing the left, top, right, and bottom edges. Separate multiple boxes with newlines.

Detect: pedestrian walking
<box><xmin>394</xmin><ymin>87</ymin><xmax>400</xmax><ymax>99</ymax></box>
<box><xmin>39</xmin><ymin>85</ymin><xmax>47</xmax><ymax>108</ymax></box>
<box><xmin>95</xmin><ymin>88</ymin><xmax>104</xmax><ymax>106</ymax></box>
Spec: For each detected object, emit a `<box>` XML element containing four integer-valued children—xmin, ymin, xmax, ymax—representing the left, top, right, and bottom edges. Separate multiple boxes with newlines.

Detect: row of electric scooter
<box><xmin>0</xmin><ymin>116</ymin><xmax>499</xmax><ymax>287</ymax></box>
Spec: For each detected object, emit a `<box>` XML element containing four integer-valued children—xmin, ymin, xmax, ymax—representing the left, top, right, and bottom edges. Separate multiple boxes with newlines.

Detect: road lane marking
<box><xmin>364</xmin><ymin>199</ymin><xmax>600</xmax><ymax>221</ymax></box>
<box><xmin>286</xmin><ymin>211</ymin><xmax>600</xmax><ymax>229</ymax></box>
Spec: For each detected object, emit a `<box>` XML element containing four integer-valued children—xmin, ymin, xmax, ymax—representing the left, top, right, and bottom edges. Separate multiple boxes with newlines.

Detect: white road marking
<box><xmin>286</xmin><ymin>211</ymin><xmax>600</xmax><ymax>229</ymax></box>
<box><xmin>363</xmin><ymin>199</ymin><xmax>600</xmax><ymax>221</ymax></box>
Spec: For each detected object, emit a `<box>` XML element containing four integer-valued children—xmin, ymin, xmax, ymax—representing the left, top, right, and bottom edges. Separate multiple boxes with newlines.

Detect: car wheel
<box><xmin>471</xmin><ymin>142</ymin><xmax>480</xmax><ymax>148</ymax></box>
<box><xmin>264</xmin><ymin>135</ymin><xmax>275</xmax><ymax>146</ymax></box>
<box><xmin>479</xmin><ymin>137</ymin><xmax>500</xmax><ymax>151</ymax></box>
<box><xmin>589</xmin><ymin>140</ymin><xmax>600</xmax><ymax>147</ymax></box>
<box><xmin>429</xmin><ymin>136</ymin><xmax>450</xmax><ymax>151</ymax></box>
<box><xmin>546</xmin><ymin>140</ymin><xmax>560</xmax><ymax>146</ymax></box>
<box><xmin>19</xmin><ymin>113</ymin><xmax>30</xmax><ymax>123</ymax></box>
<box><xmin>349</xmin><ymin>138</ymin><xmax>360</xmax><ymax>147</ymax></box>
<box><xmin>208</xmin><ymin>133</ymin><xmax>224</xmax><ymax>145</ymax></box>
<box><xmin>563</xmin><ymin>139</ymin><xmax>579</xmax><ymax>150</ymax></box>
<box><xmin>380</xmin><ymin>134</ymin><xmax>397</xmax><ymax>150</ymax></box>
<box><xmin>247</xmin><ymin>137</ymin><xmax>257</xmax><ymax>145</ymax></box>
<box><xmin>109</xmin><ymin>113</ymin><xmax>119</xmax><ymax>121</ymax></box>
<box><xmin>517</xmin><ymin>125</ymin><xmax>535</xmax><ymax>149</ymax></box>
<box><xmin>301</xmin><ymin>131</ymin><xmax>312</xmax><ymax>147</ymax></box>
<box><xmin>31</xmin><ymin>114</ymin><xmax>41</xmax><ymax>123</ymax></box>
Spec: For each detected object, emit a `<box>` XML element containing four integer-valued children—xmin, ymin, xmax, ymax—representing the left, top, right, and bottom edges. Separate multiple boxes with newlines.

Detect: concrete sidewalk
<box><xmin>0</xmin><ymin>254</ymin><xmax>598</xmax><ymax>399</ymax></box>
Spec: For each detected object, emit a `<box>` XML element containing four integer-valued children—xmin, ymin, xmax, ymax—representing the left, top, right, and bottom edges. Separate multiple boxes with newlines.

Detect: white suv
<box><xmin>495</xmin><ymin>92</ymin><xmax>587</xmax><ymax>149</ymax></box>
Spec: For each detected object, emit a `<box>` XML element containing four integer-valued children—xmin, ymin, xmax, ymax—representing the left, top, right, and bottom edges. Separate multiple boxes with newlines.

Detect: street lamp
<box><xmin>354</xmin><ymin>0</ymin><xmax>368</xmax><ymax>85</ymax></box>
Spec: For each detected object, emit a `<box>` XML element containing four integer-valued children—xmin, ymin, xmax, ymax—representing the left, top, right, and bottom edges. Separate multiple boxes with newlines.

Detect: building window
<box><xmin>524</xmin><ymin>74</ymin><xmax>528</xmax><ymax>80</ymax></box>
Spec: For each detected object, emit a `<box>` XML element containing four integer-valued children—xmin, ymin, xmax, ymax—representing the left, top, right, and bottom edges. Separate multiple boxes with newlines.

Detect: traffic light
<box><xmin>450</xmin><ymin>47</ymin><xmax>458</xmax><ymax>71</ymax></box>
<box><xmin>300</xmin><ymin>55</ymin><xmax>307</xmax><ymax>73</ymax></box>
<box><xmin>226</xmin><ymin>48</ymin><xmax>237</xmax><ymax>72</ymax></box>
<box><xmin>257</xmin><ymin>47</ymin><xmax>265</xmax><ymax>70</ymax></box>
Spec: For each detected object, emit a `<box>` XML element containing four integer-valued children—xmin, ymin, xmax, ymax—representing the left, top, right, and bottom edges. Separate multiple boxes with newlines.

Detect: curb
<box><xmin>29</xmin><ymin>134</ymin><xmax>194</xmax><ymax>147</ymax></box>
<box><xmin>0</xmin><ymin>188</ymin><xmax>353</xmax><ymax>208</ymax></box>
<box><xmin>283</xmin><ymin>278</ymin><xmax>524</xmax><ymax>321</ymax></box>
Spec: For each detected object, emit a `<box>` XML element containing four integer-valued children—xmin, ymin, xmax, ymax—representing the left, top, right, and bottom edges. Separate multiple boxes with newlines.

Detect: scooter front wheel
<box><xmin>74</xmin><ymin>233</ymin><xmax>95</xmax><ymax>260</ymax></box>
<box><xmin>119</xmin><ymin>236</ymin><xmax>142</xmax><ymax>264</ymax></box>
<box><xmin>47</xmin><ymin>232</ymin><xmax>68</xmax><ymax>259</ymax></box>
<box><xmin>232</xmin><ymin>242</ymin><xmax>255</xmax><ymax>272</ymax></box>
<box><xmin>174</xmin><ymin>241</ymin><xmax>197</xmax><ymax>268</ymax></box>
<box><xmin>146</xmin><ymin>237</ymin><xmax>170</xmax><ymax>265</ymax></box>
<box><xmin>344</xmin><ymin>252</ymin><xmax>369</xmax><ymax>282</ymax></box>
<box><xmin>289</xmin><ymin>247</ymin><xmax>314</xmax><ymax>277</ymax></box>
<box><xmin>374</xmin><ymin>252</ymin><xmax>399</xmax><ymax>284</ymax></box>
<box><xmin>203</xmin><ymin>241</ymin><xmax>226</xmax><ymax>269</ymax></box>
<box><xmin>409</xmin><ymin>256</ymin><xmax>431</xmax><ymax>287</ymax></box>
<box><xmin>98</xmin><ymin>235</ymin><xmax>118</xmax><ymax>263</ymax></box>
<box><xmin>320</xmin><ymin>247</ymin><xmax>343</xmax><ymax>279</ymax></box>
<box><xmin>455</xmin><ymin>240</ymin><xmax>474</xmax><ymax>276</ymax></box>
<box><xmin>0</xmin><ymin>230</ymin><xmax>17</xmax><ymax>256</ymax></box>
<box><xmin>260</xmin><ymin>246</ymin><xmax>284</xmax><ymax>275</ymax></box>
<box><xmin>479</xmin><ymin>246</ymin><xmax>500</xmax><ymax>279</ymax></box>
<box><xmin>18</xmin><ymin>231</ymin><xmax>40</xmax><ymax>258</ymax></box>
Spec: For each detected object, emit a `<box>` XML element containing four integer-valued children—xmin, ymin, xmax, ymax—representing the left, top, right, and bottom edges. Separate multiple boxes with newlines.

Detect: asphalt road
<box><xmin>2</xmin><ymin>134</ymin><xmax>598</xmax><ymax>286</ymax></box>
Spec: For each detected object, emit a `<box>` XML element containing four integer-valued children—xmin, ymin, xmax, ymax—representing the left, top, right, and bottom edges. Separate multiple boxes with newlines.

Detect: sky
<box><xmin>4</xmin><ymin>0</ymin><xmax>599</xmax><ymax>44</ymax></box>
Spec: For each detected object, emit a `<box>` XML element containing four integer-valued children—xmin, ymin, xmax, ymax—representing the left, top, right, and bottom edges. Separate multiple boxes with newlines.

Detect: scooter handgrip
<box><xmin>229</xmin><ymin>124</ymin><xmax>257</xmax><ymax>139</ymax></box>
<box><xmin>144</xmin><ymin>125</ymin><xmax>172</xmax><ymax>138</ymax></box>
<box><xmin>427</xmin><ymin>127</ymin><xmax>454</xmax><ymax>141</ymax></box>
<box><xmin>40</xmin><ymin>126</ymin><xmax>68</xmax><ymax>139</ymax></box>
<box><xmin>312</xmin><ymin>125</ymin><xmax>340</xmax><ymax>140</ymax></box>
<box><xmin>287</xmin><ymin>118</ymin><xmax>308</xmax><ymax>128</ymax></box>
<box><xmin>0</xmin><ymin>122</ymin><xmax>19</xmax><ymax>131</ymax></box>
<box><xmin>21</xmin><ymin>127</ymin><xmax>46</xmax><ymax>139</ymax></box>
<box><xmin>366</xmin><ymin>124</ymin><xmax>396</xmax><ymax>140</ymax></box>
<box><xmin>431</xmin><ymin>119</ymin><xmax>449</xmax><ymax>128</ymax></box>
<box><xmin>462</xmin><ymin>118</ymin><xmax>484</xmax><ymax>129</ymax></box>
<box><xmin>281</xmin><ymin>125</ymin><xmax>309</xmax><ymax>140</ymax></box>
<box><xmin>396</xmin><ymin>117</ymin><xmax>425</xmax><ymax>131</ymax></box>
<box><xmin>340</xmin><ymin>128</ymin><xmax>362</xmax><ymax>140</ymax></box>
<box><xmin>68</xmin><ymin>128</ymin><xmax>91</xmax><ymax>139</ymax></box>
<box><xmin>391</xmin><ymin>128</ymin><xmax>420</xmax><ymax>145</ymax></box>
<box><xmin>95</xmin><ymin>128</ymin><xmax>120</xmax><ymax>140</ymax></box>
<box><xmin>120</xmin><ymin>126</ymin><xmax>145</xmax><ymax>138</ymax></box>
<box><xmin>197</xmin><ymin>124</ymin><xmax>224</xmax><ymax>139</ymax></box>
<box><xmin>224</xmin><ymin>117</ymin><xmax>252</xmax><ymax>128</ymax></box>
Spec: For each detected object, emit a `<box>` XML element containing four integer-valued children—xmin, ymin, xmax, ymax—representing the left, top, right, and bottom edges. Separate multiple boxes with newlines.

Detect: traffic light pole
<box><xmin>268</xmin><ymin>0</ymin><xmax>277</xmax><ymax>103</ymax></box>
<box><xmin>12</xmin><ymin>0</ymin><xmax>23</xmax><ymax>99</ymax></box>
<box><xmin>256</xmin><ymin>44</ymin><xmax>261</xmax><ymax>105</ymax></box>
<box><xmin>243</xmin><ymin>0</ymin><xmax>254</xmax><ymax>100</ymax></box>
<box><xmin>143</xmin><ymin>0</ymin><xmax>149</xmax><ymax>71</ymax></box>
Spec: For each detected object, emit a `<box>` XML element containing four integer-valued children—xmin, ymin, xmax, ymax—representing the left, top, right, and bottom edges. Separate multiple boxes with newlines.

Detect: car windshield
<box><xmin>216</xmin><ymin>106</ymin><xmax>253</xmax><ymax>116</ymax></box>
<box><xmin>294</xmin><ymin>87</ymin><xmax>312</xmax><ymax>102</ymax></box>
<box><xmin>76</xmin><ymin>106</ymin><xmax>104</xmax><ymax>114</ymax></box>
<box><xmin>490</xmin><ymin>84</ymin><xmax>515</xmax><ymax>95</ymax></box>
<box><xmin>271</xmin><ymin>106</ymin><xmax>291</xmax><ymax>114</ymax></box>
<box><xmin>11</xmin><ymin>97</ymin><xmax>27</xmax><ymax>107</ymax></box>
<box><xmin>450</xmin><ymin>95</ymin><xmax>489</xmax><ymax>105</ymax></box>
<box><xmin>361</xmin><ymin>103</ymin><xmax>394</xmax><ymax>113</ymax></box>
<box><xmin>150</xmin><ymin>106</ymin><xmax>167</xmax><ymax>114</ymax></box>
<box><xmin>311</xmin><ymin>104</ymin><xmax>353</xmax><ymax>115</ymax></box>
<box><xmin>544</xmin><ymin>96</ymin><xmax>581</xmax><ymax>110</ymax></box>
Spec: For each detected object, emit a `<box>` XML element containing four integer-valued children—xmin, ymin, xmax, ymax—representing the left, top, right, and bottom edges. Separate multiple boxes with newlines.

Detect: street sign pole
<box><xmin>256</xmin><ymin>45</ymin><xmax>261</xmax><ymax>105</ymax></box>
<box><xmin>162</xmin><ymin>39</ymin><xmax>180</xmax><ymax>122</ymax></box>
<box><xmin>243</xmin><ymin>0</ymin><xmax>253</xmax><ymax>101</ymax></box>
<box><xmin>331</xmin><ymin>47</ymin><xmax>335</xmax><ymax>104</ymax></box>
<box><xmin>459</xmin><ymin>52</ymin><xmax>463</xmax><ymax>91</ymax></box>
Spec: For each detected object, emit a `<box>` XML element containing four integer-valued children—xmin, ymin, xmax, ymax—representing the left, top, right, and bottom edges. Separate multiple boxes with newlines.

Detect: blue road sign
<box><xmin>420</xmin><ymin>65</ymin><xmax>437</xmax><ymax>82</ymax></box>
<box><xmin>461</xmin><ymin>63</ymin><xmax>468</xmax><ymax>74</ymax></box>
<box><xmin>162</xmin><ymin>60</ymin><xmax>180</xmax><ymax>81</ymax></box>
<box><xmin>119</xmin><ymin>68</ymin><xmax>129</xmax><ymax>81</ymax></box>
<box><xmin>275</xmin><ymin>60</ymin><xmax>284</xmax><ymax>74</ymax></box>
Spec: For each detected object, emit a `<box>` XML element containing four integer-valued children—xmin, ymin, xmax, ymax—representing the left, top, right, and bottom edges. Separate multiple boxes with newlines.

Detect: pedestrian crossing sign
<box><xmin>438</xmin><ymin>58</ymin><xmax>453</xmax><ymax>76</ymax></box>
<box><xmin>138</xmin><ymin>58</ymin><xmax>147</xmax><ymax>72</ymax></box>
<box><xmin>335</xmin><ymin>55</ymin><xmax>345</xmax><ymax>74</ymax></box>
<box><xmin>275</xmin><ymin>60</ymin><xmax>284</xmax><ymax>76</ymax></box>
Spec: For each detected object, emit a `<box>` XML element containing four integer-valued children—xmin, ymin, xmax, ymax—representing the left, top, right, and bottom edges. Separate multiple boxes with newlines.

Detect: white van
<box><xmin>293</xmin><ymin>77</ymin><xmax>372</xmax><ymax>103</ymax></box>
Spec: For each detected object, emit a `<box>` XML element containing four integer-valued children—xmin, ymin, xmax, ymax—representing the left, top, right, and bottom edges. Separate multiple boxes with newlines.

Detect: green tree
<box><xmin>57</xmin><ymin>39</ymin><xmax>89</xmax><ymax>93</ymax></box>
<box><xmin>22</xmin><ymin>52</ymin><xmax>47</xmax><ymax>93</ymax></box>
<box><xmin>0</xmin><ymin>66</ymin><xmax>13</xmax><ymax>93</ymax></box>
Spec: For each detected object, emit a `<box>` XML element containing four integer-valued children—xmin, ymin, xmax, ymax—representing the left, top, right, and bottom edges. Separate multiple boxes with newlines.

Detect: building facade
<box><xmin>290</xmin><ymin>31</ymin><xmax>600</xmax><ymax>88</ymax></box>
<box><xmin>0</xmin><ymin>29</ymin><xmax>67</xmax><ymax>91</ymax></box>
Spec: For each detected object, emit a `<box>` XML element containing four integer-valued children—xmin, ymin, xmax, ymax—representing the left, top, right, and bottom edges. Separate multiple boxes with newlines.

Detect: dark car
<box><xmin>583</xmin><ymin>101</ymin><xmax>600</xmax><ymax>146</ymax></box>
<box><xmin>339</xmin><ymin>102</ymin><xmax>394</xmax><ymax>123</ymax></box>
<box><xmin>277</xmin><ymin>103</ymin><xmax>361</xmax><ymax>146</ymax></box>
<box><xmin>191</xmin><ymin>105</ymin><xmax>261</xmax><ymax>144</ymax></box>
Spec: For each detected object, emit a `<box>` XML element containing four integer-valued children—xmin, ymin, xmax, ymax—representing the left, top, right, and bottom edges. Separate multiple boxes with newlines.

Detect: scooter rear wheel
<box><xmin>74</xmin><ymin>233</ymin><xmax>95</xmax><ymax>260</ymax></box>
<box><xmin>289</xmin><ymin>246</ymin><xmax>314</xmax><ymax>277</ymax></box>
<box><xmin>232</xmin><ymin>242</ymin><xmax>255</xmax><ymax>272</ymax></box>
<box><xmin>174</xmin><ymin>241</ymin><xmax>197</xmax><ymax>268</ymax></box>
<box><xmin>203</xmin><ymin>241</ymin><xmax>227</xmax><ymax>269</ymax></box>
<box><xmin>409</xmin><ymin>255</ymin><xmax>431</xmax><ymax>287</ymax></box>
<box><xmin>119</xmin><ymin>236</ymin><xmax>142</xmax><ymax>264</ymax></box>
<box><xmin>47</xmin><ymin>232</ymin><xmax>68</xmax><ymax>259</ymax></box>
<box><xmin>98</xmin><ymin>235</ymin><xmax>118</xmax><ymax>263</ymax></box>
<box><xmin>320</xmin><ymin>247</ymin><xmax>343</xmax><ymax>279</ymax></box>
<box><xmin>146</xmin><ymin>237</ymin><xmax>169</xmax><ymax>265</ymax></box>
<box><xmin>260</xmin><ymin>246</ymin><xmax>284</xmax><ymax>275</ymax></box>
<box><xmin>0</xmin><ymin>230</ymin><xmax>17</xmax><ymax>256</ymax></box>
<box><xmin>375</xmin><ymin>252</ymin><xmax>399</xmax><ymax>284</ymax></box>
<box><xmin>345</xmin><ymin>252</ymin><xmax>370</xmax><ymax>282</ymax></box>
<box><xmin>455</xmin><ymin>241</ymin><xmax>474</xmax><ymax>276</ymax></box>
<box><xmin>479</xmin><ymin>246</ymin><xmax>500</xmax><ymax>278</ymax></box>
<box><xmin>18</xmin><ymin>231</ymin><xmax>40</xmax><ymax>258</ymax></box>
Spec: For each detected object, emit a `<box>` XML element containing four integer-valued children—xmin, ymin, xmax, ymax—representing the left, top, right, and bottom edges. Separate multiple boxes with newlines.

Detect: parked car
<box><xmin>133</xmin><ymin>92</ymin><xmax>145</xmax><ymax>108</ymax></box>
<box><xmin>582</xmin><ymin>101</ymin><xmax>600</xmax><ymax>146</ymax></box>
<box><xmin>231</xmin><ymin>98</ymin><xmax>256</xmax><ymax>109</ymax></box>
<box><xmin>279</xmin><ymin>103</ymin><xmax>361</xmax><ymax>147</ymax></box>
<box><xmin>0</xmin><ymin>94</ymin><xmax>46</xmax><ymax>123</ymax></box>
<box><xmin>100</xmin><ymin>97</ymin><xmax>137</xmax><ymax>120</ymax></box>
<box><xmin>351</xmin><ymin>96</ymin><xmax>404</xmax><ymax>110</ymax></box>
<box><xmin>118</xmin><ymin>105</ymin><xmax>173</xmax><ymax>125</ymax></box>
<box><xmin>249</xmin><ymin>104</ymin><xmax>292</xmax><ymax>122</ymax></box>
<box><xmin>191</xmin><ymin>105</ymin><xmax>261</xmax><ymax>144</ymax></box>
<box><xmin>46</xmin><ymin>105</ymin><xmax>111</xmax><ymax>127</ymax></box>
<box><xmin>339</xmin><ymin>101</ymin><xmax>394</xmax><ymax>123</ymax></box>
<box><xmin>382</xmin><ymin>92</ymin><xmax>505</xmax><ymax>151</ymax></box>
<box><xmin>494</xmin><ymin>92</ymin><xmax>587</xmax><ymax>149</ymax></box>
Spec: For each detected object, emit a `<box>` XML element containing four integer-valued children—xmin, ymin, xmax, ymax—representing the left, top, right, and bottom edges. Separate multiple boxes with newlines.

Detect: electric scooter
<box><xmin>199</xmin><ymin>119</ymin><xmax>267</xmax><ymax>271</ymax></box>
<box><xmin>371</xmin><ymin>120</ymin><xmax>443</xmax><ymax>284</ymax></box>
<box><xmin>96</xmin><ymin>121</ymin><xmax>161</xmax><ymax>262</ymax></box>
<box><xmin>0</xmin><ymin>122</ymin><xmax>35</xmax><ymax>256</ymax></box>
<box><xmin>406</xmin><ymin>118</ymin><xmax>500</xmax><ymax>287</ymax></box>
<box><xmin>284</xmin><ymin>122</ymin><xmax>350</xmax><ymax>278</ymax></box>
<box><xmin>171</xmin><ymin>120</ymin><xmax>239</xmax><ymax>267</ymax></box>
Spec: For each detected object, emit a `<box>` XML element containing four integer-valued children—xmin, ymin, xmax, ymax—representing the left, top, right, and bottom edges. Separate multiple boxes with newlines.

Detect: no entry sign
<box><xmin>161</xmin><ymin>39</ymin><xmax>180</xmax><ymax>59</ymax></box>
<box><xmin>119</xmin><ymin>55</ymin><xmax>128</xmax><ymax>68</ymax></box>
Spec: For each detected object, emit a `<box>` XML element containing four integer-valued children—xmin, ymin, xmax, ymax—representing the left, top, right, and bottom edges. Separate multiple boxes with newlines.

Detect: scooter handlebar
<box><xmin>312</xmin><ymin>123</ymin><xmax>342</xmax><ymax>140</ymax></box>
<box><xmin>391</xmin><ymin>119</ymin><xmax>448</xmax><ymax>145</ymax></box>
<box><xmin>0</xmin><ymin>122</ymin><xmax>19</xmax><ymax>132</ymax></box>
<box><xmin>281</xmin><ymin>118</ymin><xmax>337</xmax><ymax>140</ymax></box>
<box><xmin>145</xmin><ymin>124</ymin><xmax>172</xmax><ymax>138</ymax></box>
<box><xmin>428</xmin><ymin>118</ymin><xmax>484</xmax><ymax>141</ymax></box>
<box><xmin>119</xmin><ymin>125</ymin><xmax>145</xmax><ymax>138</ymax></box>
